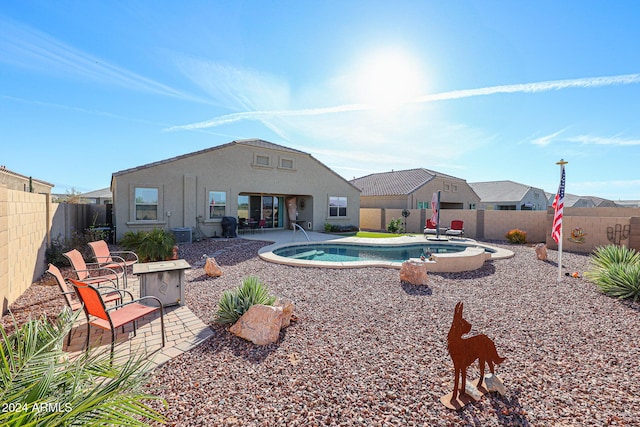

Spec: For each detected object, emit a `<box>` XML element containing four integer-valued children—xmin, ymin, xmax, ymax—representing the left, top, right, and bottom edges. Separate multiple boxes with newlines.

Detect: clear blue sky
<box><xmin>2</xmin><ymin>1</ymin><xmax>639</xmax><ymax>200</ymax></box>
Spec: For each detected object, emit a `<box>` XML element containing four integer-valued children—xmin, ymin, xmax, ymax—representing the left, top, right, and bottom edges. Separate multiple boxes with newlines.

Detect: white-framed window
<box><xmin>208</xmin><ymin>191</ymin><xmax>226</xmax><ymax>219</ymax></box>
<box><xmin>329</xmin><ymin>196</ymin><xmax>347</xmax><ymax>217</ymax></box>
<box><xmin>418</xmin><ymin>201</ymin><xmax>430</xmax><ymax>209</ymax></box>
<box><xmin>452</xmin><ymin>184</ymin><xmax>458</xmax><ymax>192</ymax></box>
<box><xmin>469</xmin><ymin>203</ymin><xmax>476</xmax><ymax>209</ymax></box>
<box><xmin>134</xmin><ymin>187</ymin><xmax>159</xmax><ymax>221</ymax></box>
<box><xmin>444</xmin><ymin>183</ymin><xmax>451</xmax><ymax>191</ymax></box>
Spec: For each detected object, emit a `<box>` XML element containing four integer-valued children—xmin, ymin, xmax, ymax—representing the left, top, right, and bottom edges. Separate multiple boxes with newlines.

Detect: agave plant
<box><xmin>584</xmin><ymin>245</ymin><xmax>640</xmax><ymax>302</ymax></box>
<box><xmin>215</xmin><ymin>276</ymin><xmax>276</xmax><ymax>324</ymax></box>
<box><xmin>587</xmin><ymin>245</ymin><xmax>640</xmax><ymax>270</ymax></box>
<box><xmin>0</xmin><ymin>308</ymin><xmax>166</xmax><ymax>426</ymax></box>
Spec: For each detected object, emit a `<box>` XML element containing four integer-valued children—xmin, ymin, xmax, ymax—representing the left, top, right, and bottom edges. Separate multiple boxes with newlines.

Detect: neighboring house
<box><xmin>470</xmin><ymin>180</ymin><xmax>547</xmax><ymax>211</ymax></box>
<box><xmin>80</xmin><ymin>187</ymin><xmax>113</xmax><ymax>205</ymax></box>
<box><xmin>0</xmin><ymin>165</ymin><xmax>53</xmax><ymax>194</ymax></box>
<box><xmin>545</xmin><ymin>192</ymin><xmax>619</xmax><ymax>208</ymax></box>
<box><xmin>616</xmin><ymin>200</ymin><xmax>640</xmax><ymax>208</ymax></box>
<box><xmin>111</xmin><ymin>139</ymin><xmax>360</xmax><ymax>241</ymax></box>
<box><xmin>350</xmin><ymin>168</ymin><xmax>480</xmax><ymax>210</ymax></box>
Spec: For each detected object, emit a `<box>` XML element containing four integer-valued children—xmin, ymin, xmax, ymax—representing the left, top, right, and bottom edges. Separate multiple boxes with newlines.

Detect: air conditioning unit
<box><xmin>171</xmin><ymin>227</ymin><xmax>192</xmax><ymax>244</ymax></box>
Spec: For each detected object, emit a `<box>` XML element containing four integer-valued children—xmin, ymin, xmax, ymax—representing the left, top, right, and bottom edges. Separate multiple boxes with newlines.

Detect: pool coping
<box><xmin>257</xmin><ymin>234</ymin><xmax>514</xmax><ymax>270</ymax></box>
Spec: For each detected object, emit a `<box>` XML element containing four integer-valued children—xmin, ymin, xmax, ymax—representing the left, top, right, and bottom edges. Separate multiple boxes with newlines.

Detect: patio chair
<box><xmin>424</xmin><ymin>219</ymin><xmax>438</xmax><ymax>235</ymax></box>
<box><xmin>63</xmin><ymin>249</ymin><xmax>125</xmax><ymax>289</ymax></box>
<box><xmin>88</xmin><ymin>240</ymin><xmax>139</xmax><ymax>287</ymax></box>
<box><xmin>445</xmin><ymin>220</ymin><xmax>465</xmax><ymax>237</ymax></box>
<box><xmin>70</xmin><ymin>278</ymin><xmax>165</xmax><ymax>357</ymax></box>
<box><xmin>46</xmin><ymin>263</ymin><xmax>131</xmax><ymax>345</ymax></box>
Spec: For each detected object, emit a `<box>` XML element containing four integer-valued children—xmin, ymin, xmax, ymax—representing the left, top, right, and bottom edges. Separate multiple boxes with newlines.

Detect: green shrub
<box><xmin>584</xmin><ymin>245</ymin><xmax>640</xmax><ymax>302</ymax></box>
<box><xmin>324</xmin><ymin>223</ymin><xmax>332</xmax><ymax>232</ymax></box>
<box><xmin>119</xmin><ymin>228</ymin><xmax>176</xmax><ymax>262</ymax></box>
<box><xmin>387</xmin><ymin>218</ymin><xmax>404</xmax><ymax>234</ymax></box>
<box><xmin>505</xmin><ymin>229</ymin><xmax>527</xmax><ymax>244</ymax></box>
<box><xmin>0</xmin><ymin>308</ymin><xmax>166</xmax><ymax>426</ymax></box>
<box><xmin>46</xmin><ymin>229</ymin><xmax>103</xmax><ymax>266</ymax></box>
<box><xmin>215</xmin><ymin>276</ymin><xmax>276</xmax><ymax>324</ymax></box>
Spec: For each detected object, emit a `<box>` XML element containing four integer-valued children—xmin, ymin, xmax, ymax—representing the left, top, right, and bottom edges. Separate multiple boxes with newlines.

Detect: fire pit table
<box><xmin>133</xmin><ymin>259</ymin><xmax>191</xmax><ymax>307</ymax></box>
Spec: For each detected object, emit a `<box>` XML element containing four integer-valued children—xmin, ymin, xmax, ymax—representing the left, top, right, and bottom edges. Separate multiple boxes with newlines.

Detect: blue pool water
<box><xmin>273</xmin><ymin>242</ymin><xmax>495</xmax><ymax>263</ymax></box>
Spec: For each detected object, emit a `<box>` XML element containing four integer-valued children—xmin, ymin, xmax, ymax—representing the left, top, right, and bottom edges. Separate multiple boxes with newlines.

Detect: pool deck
<box><xmin>246</xmin><ymin>230</ymin><xmax>514</xmax><ymax>270</ymax></box>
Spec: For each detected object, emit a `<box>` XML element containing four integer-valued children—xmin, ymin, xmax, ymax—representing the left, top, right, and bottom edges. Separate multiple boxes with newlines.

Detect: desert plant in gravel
<box><xmin>215</xmin><ymin>276</ymin><xmax>276</xmax><ymax>324</ymax></box>
<box><xmin>505</xmin><ymin>229</ymin><xmax>527</xmax><ymax>244</ymax></box>
<box><xmin>584</xmin><ymin>245</ymin><xmax>640</xmax><ymax>302</ymax></box>
<box><xmin>387</xmin><ymin>218</ymin><xmax>404</xmax><ymax>234</ymax></box>
<box><xmin>0</xmin><ymin>308</ymin><xmax>166</xmax><ymax>426</ymax></box>
<box><xmin>120</xmin><ymin>228</ymin><xmax>176</xmax><ymax>262</ymax></box>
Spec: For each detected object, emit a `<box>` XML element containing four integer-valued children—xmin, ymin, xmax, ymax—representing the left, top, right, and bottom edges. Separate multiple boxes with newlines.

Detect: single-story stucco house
<box><xmin>469</xmin><ymin>180</ymin><xmax>548</xmax><ymax>211</ymax></box>
<box><xmin>110</xmin><ymin>139</ymin><xmax>360</xmax><ymax>241</ymax></box>
<box><xmin>350</xmin><ymin>168</ymin><xmax>480</xmax><ymax>211</ymax></box>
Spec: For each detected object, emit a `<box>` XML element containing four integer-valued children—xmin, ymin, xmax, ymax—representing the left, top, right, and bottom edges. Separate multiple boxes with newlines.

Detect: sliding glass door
<box><xmin>239</xmin><ymin>194</ymin><xmax>284</xmax><ymax>229</ymax></box>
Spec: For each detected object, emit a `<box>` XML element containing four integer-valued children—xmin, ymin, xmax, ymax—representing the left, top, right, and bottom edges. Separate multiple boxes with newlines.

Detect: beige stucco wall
<box><xmin>112</xmin><ymin>142</ymin><xmax>360</xmax><ymax>240</ymax></box>
<box><xmin>0</xmin><ymin>188</ymin><xmax>50</xmax><ymax>314</ymax></box>
<box><xmin>360</xmin><ymin>177</ymin><xmax>480</xmax><ymax>210</ymax></box>
<box><xmin>411</xmin><ymin>177</ymin><xmax>480</xmax><ymax>210</ymax></box>
<box><xmin>0</xmin><ymin>169</ymin><xmax>53</xmax><ymax>194</ymax></box>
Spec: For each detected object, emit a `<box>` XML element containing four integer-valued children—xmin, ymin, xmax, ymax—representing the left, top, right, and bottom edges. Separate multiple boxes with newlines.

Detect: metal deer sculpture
<box><xmin>447</xmin><ymin>302</ymin><xmax>505</xmax><ymax>403</ymax></box>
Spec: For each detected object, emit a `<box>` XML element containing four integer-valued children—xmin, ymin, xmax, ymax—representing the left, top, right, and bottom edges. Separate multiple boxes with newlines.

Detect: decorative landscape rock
<box><xmin>204</xmin><ymin>256</ymin><xmax>223</xmax><ymax>277</ymax></box>
<box><xmin>400</xmin><ymin>258</ymin><xmax>429</xmax><ymax>285</ymax></box>
<box><xmin>273</xmin><ymin>298</ymin><xmax>295</xmax><ymax>328</ymax></box>
<box><xmin>229</xmin><ymin>304</ymin><xmax>284</xmax><ymax>345</ymax></box>
<box><xmin>534</xmin><ymin>243</ymin><xmax>548</xmax><ymax>261</ymax></box>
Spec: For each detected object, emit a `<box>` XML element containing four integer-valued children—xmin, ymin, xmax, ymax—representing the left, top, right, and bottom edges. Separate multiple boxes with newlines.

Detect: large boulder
<box><xmin>400</xmin><ymin>258</ymin><xmax>429</xmax><ymax>285</ymax></box>
<box><xmin>204</xmin><ymin>257</ymin><xmax>223</xmax><ymax>277</ymax></box>
<box><xmin>230</xmin><ymin>304</ymin><xmax>284</xmax><ymax>345</ymax></box>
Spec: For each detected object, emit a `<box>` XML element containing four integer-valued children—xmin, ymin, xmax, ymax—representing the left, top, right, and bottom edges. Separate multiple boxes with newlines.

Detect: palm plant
<box><xmin>0</xmin><ymin>308</ymin><xmax>166</xmax><ymax>426</ymax></box>
<box><xmin>584</xmin><ymin>245</ymin><xmax>640</xmax><ymax>303</ymax></box>
<box><xmin>138</xmin><ymin>228</ymin><xmax>176</xmax><ymax>262</ymax></box>
<box><xmin>120</xmin><ymin>228</ymin><xmax>176</xmax><ymax>262</ymax></box>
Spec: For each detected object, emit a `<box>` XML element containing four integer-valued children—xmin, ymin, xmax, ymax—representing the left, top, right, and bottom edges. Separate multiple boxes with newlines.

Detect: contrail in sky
<box><xmin>165</xmin><ymin>73</ymin><xmax>640</xmax><ymax>132</ymax></box>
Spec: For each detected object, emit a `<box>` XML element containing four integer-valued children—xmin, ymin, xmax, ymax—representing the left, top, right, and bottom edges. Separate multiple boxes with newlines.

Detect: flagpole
<box><xmin>436</xmin><ymin>190</ymin><xmax>441</xmax><ymax>239</ymax></box>
<box><xmin>556</xmin><ymin>159</ymin><xmax>568</xmax><ymax>282</ymax></box>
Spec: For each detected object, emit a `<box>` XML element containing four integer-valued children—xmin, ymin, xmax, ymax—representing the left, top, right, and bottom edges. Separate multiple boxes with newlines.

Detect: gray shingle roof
<box><xmin>469</xmin><ymin>180</ymin><xmax>534</xmax><ymax>202</ymax></box>
<box><xmin>350</xmin><ymin>168</ymin><xmax>458</xmax><ymax>196</ymax></box>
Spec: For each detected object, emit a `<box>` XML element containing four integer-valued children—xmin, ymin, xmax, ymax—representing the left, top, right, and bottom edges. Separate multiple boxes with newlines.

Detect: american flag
<box><xmin>551</xmin><ymin>165</ymin><xmax>566</xmax><ymax>244</ymax></box>
<box><xmin>431</xmin><ymin>192</ymin><xmax>439</xmax><ymax>225</ymax></box>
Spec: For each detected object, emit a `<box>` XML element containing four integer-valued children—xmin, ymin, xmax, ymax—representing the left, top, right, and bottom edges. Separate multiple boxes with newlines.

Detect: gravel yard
<box><xmin>4</xmin><ymin>238</ymin><xmax>640</xmax><ymax>426</ymax></box>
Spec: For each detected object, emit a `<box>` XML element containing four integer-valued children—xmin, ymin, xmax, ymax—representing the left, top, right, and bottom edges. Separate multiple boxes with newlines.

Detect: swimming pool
<box><xmin>259</xmin><ymin>239</ymin><xmax>513</xmax><ymax>272</ymax></box>
<box><xmin>273</xmin><ymin>242</ymin><xmax>494</xmax><ymax>263</ymax></box>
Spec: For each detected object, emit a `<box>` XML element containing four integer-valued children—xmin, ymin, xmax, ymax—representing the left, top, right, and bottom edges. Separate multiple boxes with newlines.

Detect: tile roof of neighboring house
<box><xmin>469</xmin><ymin>180</ymin><xmax>541</xmax><ymax>202</ymax></box>
<box><xmin>0</xmin><ymin>165</ymin><xmax>54</xmax><ymax>187</ymax></box>
<box><xmin>350</xmin><ymin>168</ymin><xmax>461</xmax><ymax>197</ymax></box>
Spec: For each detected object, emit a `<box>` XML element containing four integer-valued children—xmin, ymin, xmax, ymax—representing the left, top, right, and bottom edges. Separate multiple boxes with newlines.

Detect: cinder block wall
<box><xmin>358</xmin><ymin>207</ymin><xmax>640</xmax><ymax>254</ymax></box>
<box><xmin>483</xmin><ymin>211</ymin><xmax>547</xmax><ymax>243</ymax></box>
<box><xmin>0</xmin><ymin>188</ymin><xmax>50</xmax><ymax>315</ymax></box>
<box><xmin>360</xmin><ymin>208</ymin><xmax>384</xmax><ymax>231</ymax></box>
